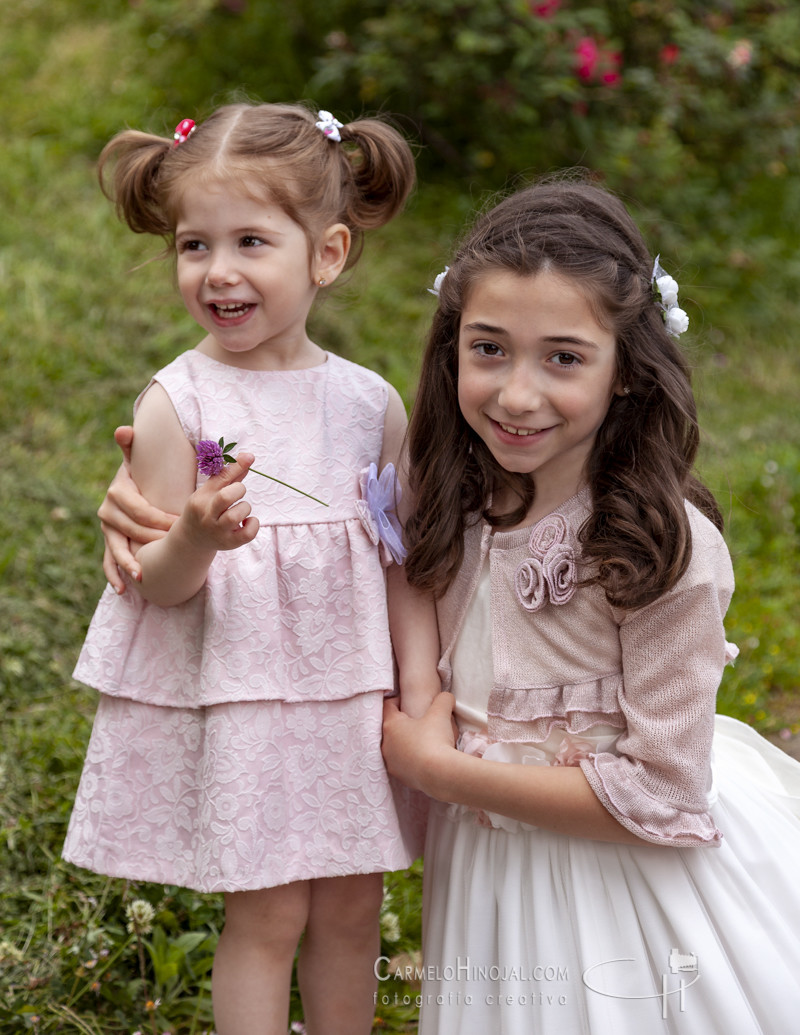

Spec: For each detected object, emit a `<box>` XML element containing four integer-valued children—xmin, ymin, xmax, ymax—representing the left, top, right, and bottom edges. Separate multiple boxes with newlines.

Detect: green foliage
<box><xmin>310</xmin><ymin>0</ymin><xmax>800</xmax><ymax>331</ymax></box>
<box><xmin>310</xmin><ymin>0</ymin><xmax>800</xmax><ymax>184</ymax></box>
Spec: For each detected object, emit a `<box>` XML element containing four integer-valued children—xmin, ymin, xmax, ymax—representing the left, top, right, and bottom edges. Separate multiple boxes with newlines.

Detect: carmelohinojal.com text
<box><xmin>374</xmin><ymin>956</ymin><xmax>570</xmax><ymax>1009</ymax></box>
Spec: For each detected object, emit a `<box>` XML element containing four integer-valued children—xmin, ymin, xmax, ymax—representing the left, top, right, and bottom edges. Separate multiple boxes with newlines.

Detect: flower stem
<box><xmin>250</xmin><ymin>469</ymin><xmax>329</xmax><ymax>507</ymax></box>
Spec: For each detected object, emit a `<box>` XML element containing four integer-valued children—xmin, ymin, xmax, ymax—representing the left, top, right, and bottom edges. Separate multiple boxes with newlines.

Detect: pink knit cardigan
<box><xmin>435</xmin><ymin>488</ymin><xmax>735</xmax><ymax>847</ymax></box>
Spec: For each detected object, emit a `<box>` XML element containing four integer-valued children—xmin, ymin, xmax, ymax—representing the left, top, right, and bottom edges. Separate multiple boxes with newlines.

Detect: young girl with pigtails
<box><xmin>380</xmin><ymin>177</ymin><xmax>800</xmax><ymax>1033</ymax></box>
<box><xmin>63</xmin><ymin>102</ymin><xmax>434</xmax><ymax>1035</ymax></box>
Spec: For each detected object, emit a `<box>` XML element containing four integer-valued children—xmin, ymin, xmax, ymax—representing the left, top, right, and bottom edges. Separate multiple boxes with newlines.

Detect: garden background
<box><xmin>1</xmin><ymin>1</ymin><xmax>799</xmax><ymax>1032</ymax></box>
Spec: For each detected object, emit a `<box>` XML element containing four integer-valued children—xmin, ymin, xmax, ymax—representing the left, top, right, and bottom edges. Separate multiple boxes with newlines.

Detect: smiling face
<box><xmin>175</xmin><ymin>182</ymin><xmax>327</xmax><ymax>370</ymax></box>
<box><xmin>457</xmin><ymin>269</ymin><xmax>621</xmax><ymax>517</ymax></box>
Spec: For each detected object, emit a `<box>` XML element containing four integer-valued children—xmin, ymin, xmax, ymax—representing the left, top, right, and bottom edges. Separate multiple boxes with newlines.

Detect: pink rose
<box><xmin>530</xmin><ymin>0</ymin><xmax>560</xmax><ymax>17</ymax></box>
<box><xmin>575</xmin><ymin>37</ymin><xmax>599</xmax><ymax>81</ymax></box>
<box><xmin>528</xmin><ymin>514</ymin><xmax>567</xmax><ymax>559</ymax></box>
<box><xmin>514</xmin><ymin>557</ymin><xmax>547</xmax><ymax>612</ymax></box>
<box><xmin>542</xmin><ymin>542</ymin><xmax>576</xmax><ymax>606</ymax></box>
<box><xmin>553</xmin><ymin>734</ymin><xmax>596</xmax><ymax>767</ymax></box>
<box><xmin>660</xmin><ymin>43</ymin><xmax>680</xmax><ymax>66</ymax></box>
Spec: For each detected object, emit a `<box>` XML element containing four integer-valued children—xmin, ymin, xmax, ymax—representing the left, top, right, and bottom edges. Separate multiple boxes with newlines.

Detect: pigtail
<box><xmin>98</xmin><ymin>130</ymin><xmax>174</xmax><ymax>238</ymax></box>
<box><xmin>338</xmin><ymin>118</ymin><xmax>416</xmax><ymax>230</ymax></box>
<box><xmin>95</xmin><ymin>102</ymin><xmax>416</xmax><ymax>280</ymax></box>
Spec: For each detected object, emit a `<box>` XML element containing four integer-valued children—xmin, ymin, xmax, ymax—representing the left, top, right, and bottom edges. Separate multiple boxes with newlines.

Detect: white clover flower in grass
<box><xmin>0</xmin><ymin>940</ymin><xmax>24</xmax><ymax>962</ymax></box>
<box><xmin>125</xmin><ymin>898</ymin><xmax>156</xmax><ymax>935</ymax></box>
<box><xmin>381</xmin><ymin>910</ymin><xmax>401</xmax><ymax>943</ymax></box>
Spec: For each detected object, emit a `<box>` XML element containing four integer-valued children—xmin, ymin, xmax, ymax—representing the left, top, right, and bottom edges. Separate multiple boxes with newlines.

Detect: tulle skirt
<box><xmin>418</xmin><ymin>716</ymin><xmax>800</xmax><ymax>1034</ymax></box>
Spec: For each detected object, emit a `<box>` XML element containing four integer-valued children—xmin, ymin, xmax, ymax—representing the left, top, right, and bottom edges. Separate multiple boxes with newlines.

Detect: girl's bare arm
<box><xmin>127</xmin><ymin>385</ymin><xmax>259</xmax><ymax>607</ymax></box>
<box><xmin>381</xmin><ymin>387</ymin><xmax>442</xmax><ymax>718</ymax></box>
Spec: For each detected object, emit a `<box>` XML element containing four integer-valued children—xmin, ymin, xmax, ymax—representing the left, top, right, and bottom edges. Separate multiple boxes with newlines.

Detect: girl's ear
<box><xmin>314</xmin><ymin>223</ymin><xmax>351</xmax><ymax>287</ymax></box>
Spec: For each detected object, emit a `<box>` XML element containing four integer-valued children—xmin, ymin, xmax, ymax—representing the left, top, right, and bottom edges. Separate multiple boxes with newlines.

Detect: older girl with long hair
<box><xmin>382</xmin><ymin>177</ymin><xmax>800</xmax><ymax>1034</ymax></box>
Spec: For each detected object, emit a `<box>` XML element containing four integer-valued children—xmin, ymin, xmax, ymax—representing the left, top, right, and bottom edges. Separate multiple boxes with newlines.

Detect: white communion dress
<box><xmin>418</xmin><ymin>493</ymin><xmax>800</xmax><ymax>1035</ymax></box>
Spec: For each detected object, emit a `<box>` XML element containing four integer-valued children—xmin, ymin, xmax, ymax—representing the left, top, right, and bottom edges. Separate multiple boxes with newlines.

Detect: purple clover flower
<box><xmin>196</xmin><ymin>439</ymin><xmax>228</xmax><ymax>477</ymax></box>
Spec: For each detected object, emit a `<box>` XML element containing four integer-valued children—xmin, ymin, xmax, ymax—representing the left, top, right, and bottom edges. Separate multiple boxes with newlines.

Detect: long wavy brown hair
<box><xmin>404</xmin><ymin>175</ymin><xmax>722</xmax><ymax>610</ymax></box>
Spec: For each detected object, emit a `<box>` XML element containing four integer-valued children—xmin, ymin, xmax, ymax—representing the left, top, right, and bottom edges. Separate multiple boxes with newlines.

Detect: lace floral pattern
<box><xmin>74</xmin><ymin>350</ymin><xmax>397</xmax><ymax>707</ymax></box>
<box><xmin>66</xmin><ymin>349</ymin><xmax>424</xmax><ymax>889</ymax></box>
<box><xmin>63</xmin><ymin>693</ymin><xmax>423</xmax><ymax>891</ymax></box>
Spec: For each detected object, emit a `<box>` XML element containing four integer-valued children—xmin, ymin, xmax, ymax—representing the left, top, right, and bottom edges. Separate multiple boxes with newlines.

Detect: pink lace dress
<box><xmin>419</xmin><ymin>492</ymin><xmax>800</xmax><ymax>1034</ymax></box>
<box><xmin>63</xmin><ymin>349</ymin><xmax>423</xmax><ymax>892</ymax></box>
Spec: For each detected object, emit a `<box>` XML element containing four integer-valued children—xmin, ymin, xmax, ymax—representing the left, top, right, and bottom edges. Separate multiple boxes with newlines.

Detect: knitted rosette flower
<box><xmin>514</xmin><ymin>513</ymin><xmax>576</xmax><ymax>611</ymax></box>
<box><xmin>514</xmin><ymin>556</ymin><xmax>548</xmax><ymax>612</ymax></box>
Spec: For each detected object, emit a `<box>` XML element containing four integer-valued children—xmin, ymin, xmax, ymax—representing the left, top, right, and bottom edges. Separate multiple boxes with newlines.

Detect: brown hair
<box><xmin>98</xmin><ymin>101</ymin><xmax>415</xmax><ymax>266</ymax></box>
<box><xmin>404</xmin><ymin>175</ymin><xmax>722</xmax><ymax>609</ymax></box>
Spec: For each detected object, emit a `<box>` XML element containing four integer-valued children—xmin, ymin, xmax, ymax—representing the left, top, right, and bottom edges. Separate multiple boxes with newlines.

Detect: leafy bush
<box><xmin>310</xmin><ymin>0</ymin><xmax>800</xmax><ymax>187</ymax></box>
<box><xmin>35</xmin><ymin>0</ymin><xmax>800</xmax><ymax>334</ymax></box>
<box><xmin>309</xmin><ymin>0</ymin><xmax>800</xmax><ymax>329</ymax></box>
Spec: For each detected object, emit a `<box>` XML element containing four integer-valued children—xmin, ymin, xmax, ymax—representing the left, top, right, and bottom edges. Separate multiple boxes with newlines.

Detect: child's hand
<box><xmin>381</xmin><ymin>692</ymin><xmax>458</xmax><ymax>796</ymax></box>
<box><xmin>180</xmin><ymin>452</ymin><xmax>260</xmax><ymax>552</ymax></box>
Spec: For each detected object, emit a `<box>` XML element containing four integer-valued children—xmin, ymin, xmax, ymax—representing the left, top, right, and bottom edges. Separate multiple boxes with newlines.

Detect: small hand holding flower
<box><xmin>181</xmin><ymin>451</ymin><xmax>260</xmax><ymax>554</ymax></box>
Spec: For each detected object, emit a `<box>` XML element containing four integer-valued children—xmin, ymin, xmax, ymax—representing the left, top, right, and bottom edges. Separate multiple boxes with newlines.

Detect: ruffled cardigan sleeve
<box><xmin>580</xmin><ymin>507</ymin><xmax>734</xmax><ymax>845</ymax></box>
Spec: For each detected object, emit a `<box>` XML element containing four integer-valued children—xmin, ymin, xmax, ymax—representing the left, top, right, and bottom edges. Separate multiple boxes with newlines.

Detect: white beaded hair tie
<box><xmin>315</xmin><ymin>110</ymin><xmax>344</xmax><ymax>142</ymax></box>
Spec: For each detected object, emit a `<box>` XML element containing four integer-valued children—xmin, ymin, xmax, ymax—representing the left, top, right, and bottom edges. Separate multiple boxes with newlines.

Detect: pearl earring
<box><xmin>318</xmin><ymin>278</ymin><xmax>327</xmax><ymax>286</ymax></box>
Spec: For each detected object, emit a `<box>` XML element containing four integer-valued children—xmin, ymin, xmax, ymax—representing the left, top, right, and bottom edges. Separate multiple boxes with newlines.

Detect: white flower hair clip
<box><xmin>652</xmin><ymin>256</ymin><xmax>689</xmax><ymax>336</ymax></box>
<box><xmin>428</xmin><ymin>267</ymin><xmax>449</xmax><ymax>297</ymax></box>
<box><xmin>315</xmin><ymin>110</ymin><xmax>344</xmax><ymax>142</ymax></box>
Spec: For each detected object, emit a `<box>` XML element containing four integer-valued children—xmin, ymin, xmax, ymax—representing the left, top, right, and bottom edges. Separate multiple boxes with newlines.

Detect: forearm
<box><xmin>387</xmin><ymin>563</ymin><xmax>441</xmax><ymax>717</ymax></box>
<box><xmin>134</xmin><ymin>517</ymin><xmax>216</xmax><ymax>607</ymax></box>
<box><xmin>422</xmin><ymin>740</ymin><xmax>647</xmax><ymax>845</ymax></box>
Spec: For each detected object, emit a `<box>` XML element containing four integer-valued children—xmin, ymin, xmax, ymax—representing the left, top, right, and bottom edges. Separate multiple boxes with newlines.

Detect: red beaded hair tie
<box><xmin>173</xmin><ymin>118</ymin><xmax>196</xmax><ymax>148</ymax></box>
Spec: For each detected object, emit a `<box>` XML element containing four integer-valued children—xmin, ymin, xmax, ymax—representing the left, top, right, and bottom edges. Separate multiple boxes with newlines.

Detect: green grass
<box><xmin>1</xmin><ymin>3</ymin><xmax>799</xmax><ymax>1034</ymax></box>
